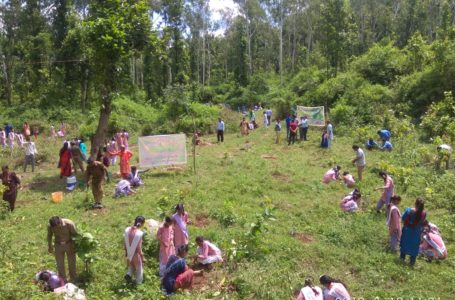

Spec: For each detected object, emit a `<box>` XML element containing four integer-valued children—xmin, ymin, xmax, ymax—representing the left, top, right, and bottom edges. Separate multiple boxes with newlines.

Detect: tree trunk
<box><xmin>279</xmin><ymin>3</ymin><xmax>283</xmax><ymax>86</ymax></box>
<box><xmin>80</xmin><ymin>61</ymin><xmax>89</xmax><ymax>113</ymax></box>
<box><xmin>90</xmin><ymin>91</ymin><xmax>112</xmax><ymax>159</ymax></box>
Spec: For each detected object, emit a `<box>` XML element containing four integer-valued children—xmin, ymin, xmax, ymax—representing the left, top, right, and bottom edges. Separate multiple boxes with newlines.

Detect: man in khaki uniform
<box><xmin>70</xmin><ymin>141</ymin><xmax>85</xmax><ymax>173</ymax></box>
<box><xmin>86</xmin><ymin>159</ymin><xmax>108</xmax><ymax>209</ymax></box>
<box><xmin>47</xmin><ymin>216</ymin><xmax>77</xmax><ymax>282</ymax></box>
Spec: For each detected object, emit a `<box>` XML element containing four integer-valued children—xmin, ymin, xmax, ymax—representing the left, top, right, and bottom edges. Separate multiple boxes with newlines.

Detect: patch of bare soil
<box><xmin>261</xmin><ymin>154</ymin><xmax>277</xmax><ymax>160</ymax></box>
<box><xmin>271</xmin><ymin>170</ymin><xmax>290</xmax><ymax>182</ymax></box>
<box><xmin>23</xmin><ymin>181</ymin><xmax>48</xmax><ymax>190</ymax></box>
<box><xmin>293</xmin><ymin>232</ymin><xmax>314</xmax><ymax>244</ymax></box>
<box><xmin>193</xmin><ymin>213</ymin><xmax>211</xmax><ymax>228</ymax></box>
<box><xmin>166</xmin><ymin>166</ymin><xmax>185</xmax><ymax>172</ymax></box>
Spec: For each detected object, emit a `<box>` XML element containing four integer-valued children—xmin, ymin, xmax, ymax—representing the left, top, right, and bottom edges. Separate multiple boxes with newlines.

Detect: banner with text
<box><xmin>296</xmin><ymin>106</ymin><xmax>325</xmax><ymax>126</ymax></box>
<box><xmin>139</xmin><ymin>134</ymin><xmax>187</xmax><ymax>168</ymax></box>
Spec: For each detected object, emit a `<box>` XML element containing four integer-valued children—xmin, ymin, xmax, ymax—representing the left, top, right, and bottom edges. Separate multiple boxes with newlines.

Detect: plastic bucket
<box><xmin>52</xmin><ymin>192</ymin><xmax>63</xmax><ymax>203</ymax></box>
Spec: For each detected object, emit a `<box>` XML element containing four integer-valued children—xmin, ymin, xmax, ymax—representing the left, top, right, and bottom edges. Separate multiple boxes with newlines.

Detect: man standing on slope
<box><xmin>47</xmin><ymin>216</ymin><xmax>78</xmax><ymax>283</ymax></box>
<box><xmin>86</xmin><ymin>159</ymin><xmax>109</xmax><ymax>209</ymax></box>
<box><xmin>352</xmin><ymin>145</ymin><xmax>366</xmax><ymax>181</ymax></box>
<box><xmin>217</xmin><ymin>118</ymin><xmax>225</xmax><ymax>143</ymax></box>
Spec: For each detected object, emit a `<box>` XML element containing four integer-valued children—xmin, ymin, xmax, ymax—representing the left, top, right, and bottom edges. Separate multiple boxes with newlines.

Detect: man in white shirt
<box><xmin>265</xmin><ymin>108</ymin><xmax>272</xmax><ymax>126</ymax></box>
<box><xmin>23</xmin><ymin>136</ymin><xmax>38</xmax><ymax>172</ymax></box>
<box><xmin>217</xmin><ymin>118</ymin><xmax>225</xmax><ymax>143</ymax></box>
<box><xmin>299</xmin><ymin>116</ymin><xmax>309</xmax><ymax>141</ymax></box>
<box><xmin>352</xmin><ymin>145</ymin><xmax>366</xmax><ymax>181</ymax></box>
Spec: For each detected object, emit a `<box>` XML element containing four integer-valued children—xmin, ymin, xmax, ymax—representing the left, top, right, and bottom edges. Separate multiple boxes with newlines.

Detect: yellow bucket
<box><xmin>51</xmin><ymin>192</ymin><xmax>63</xmax><ymax>203</ymax></box>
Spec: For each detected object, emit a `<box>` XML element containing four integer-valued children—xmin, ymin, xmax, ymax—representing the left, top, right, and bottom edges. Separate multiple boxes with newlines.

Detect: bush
<box><xmin>420</xmin><ymin>91</ymin><xmax>455</xmax><ymax>142</ymax></box>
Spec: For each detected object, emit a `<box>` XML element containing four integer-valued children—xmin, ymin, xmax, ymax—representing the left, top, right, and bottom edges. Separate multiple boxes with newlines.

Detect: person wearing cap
<box><xmin>47</xmin><ymin>216</ymin><xmax>78</xmax><ymax>282</ymax></box>
<box><xmin>86</xmin><ymin>159</ymin><xmax>108</xmax><ymax>209</ymax></box>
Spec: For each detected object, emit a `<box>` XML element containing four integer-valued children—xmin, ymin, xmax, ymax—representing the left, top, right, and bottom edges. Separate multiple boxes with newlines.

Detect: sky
<box><xmin>209</xmin><ymin>0</ymin><xmax>239</xmax><ymax>35</ymax></box>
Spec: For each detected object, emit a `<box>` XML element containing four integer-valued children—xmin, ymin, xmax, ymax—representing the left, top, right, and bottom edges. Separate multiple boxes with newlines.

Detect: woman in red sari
<box><xmin>110</xmin><ymin>145</ymin><xmax>133</xmax><ymax>179</ymax></box>
<box><xmin>58</xmin><ymin>142</ymin><xmax>72</xmax><ymax>178</ymax></box>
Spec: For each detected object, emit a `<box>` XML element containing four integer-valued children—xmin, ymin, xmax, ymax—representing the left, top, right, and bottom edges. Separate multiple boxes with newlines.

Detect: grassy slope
<box><xmin>0</xmin><ymin>114</ymin><xmax>454</xmax><ymax>300</ymax></box>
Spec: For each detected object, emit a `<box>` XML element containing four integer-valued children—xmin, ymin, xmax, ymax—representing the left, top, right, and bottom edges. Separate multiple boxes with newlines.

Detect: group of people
<box><xmin>155</xmin><ymin>204</ymin><xmax>223</xmax><ymax>295</ymax></box>
<box><xmin>296</xmin><ymin>275</ymin><xmax>351</xmax><ymax>300</ymax></box>
<box><xmin>321</xmin><ymin>143</ymin><xmax>448</xmax><ymax>268</ymax></box>
<box><xmin>121</xmin><ymin>203</ymin><xmax>223</xmax><ymax>296</ymax></box>
<box><xmin>366</xmin><ymin>129</ymin><xmax>393</xmax><ymax>151</ymax></box>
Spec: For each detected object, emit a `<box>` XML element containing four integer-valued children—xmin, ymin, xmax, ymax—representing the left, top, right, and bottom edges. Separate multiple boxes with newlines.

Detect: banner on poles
<box><xmin>296</xmin><ymin>106</ymin><xmax>325</xmax><ymax>126</ymax></box>
<box><xmin>139</xmin><ymin>134</ymin><xmax>187</xmax><ymax>168</ymax></box>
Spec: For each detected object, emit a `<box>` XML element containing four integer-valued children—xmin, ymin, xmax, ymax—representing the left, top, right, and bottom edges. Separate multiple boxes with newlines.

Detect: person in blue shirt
<box><xmin>381</xmin><ymin>140</ymin><xmax>393</xmax><ymax>151</ymax></box>
<box><xmin>285</xmin><ymin>115</ymin><xmax>292</xmax><ymax>139</ymax></box>
<box><xmin>217</xmin><ymin>118</ymin><xmax>225</xmax><ymax>143</ymax></box>
<box><xmin>4</xmin><ymin>123</ymin><xmax>13</xmax><ymax>137</ymax></box>
<box><xmin>79</xmin><ymin>138</ymin><xmax>87</xmax><ymax>161</ymax></box>
<box><xmin>377</xmin><ymin>129</ymin><xmax>391</xmax><ymax>141</ymax></box>
<box><xmin>366</xmin><ymin>138</ymin><xmax>378</xmax><ymax>150</ymax></box>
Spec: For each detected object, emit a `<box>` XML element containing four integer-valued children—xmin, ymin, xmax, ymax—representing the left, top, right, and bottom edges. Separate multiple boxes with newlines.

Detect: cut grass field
<box><xmin>0</xmin><ymin>116</ymin><xmax>454</xmax><ymax>299</ymax></box>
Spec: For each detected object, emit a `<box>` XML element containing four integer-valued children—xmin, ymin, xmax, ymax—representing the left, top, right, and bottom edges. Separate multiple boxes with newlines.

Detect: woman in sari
<box><xmin>124</xmin><ymin>216</ymin><xmax>145</xmax><ymax>284</ymax></box>
<box><xmin>109</xmin><ymin>145</ymin><xmax>133</xmax><ymax>179</ymax></box>
<box><xmin>400</xmin><ymin>198</ymin><xmax>426</xmax><ymax>266</ymax></box>
<box><xmin>322</xmin><ymin>166</ymin><xmax>341</xmax><ymax>184</ymax></box>
<box><xmin>1</xmin><ymin>165</ymin><xmax>21</xmax><ymax>211</ymax></box>
<box><xmin>157</xmin><ymin>217</ymin><xmax>175</xmax><ymax>276</ymax></box>
<box><xmin>320</xmin><ymin>130</ymin><xmax>329</xmax><ymax>148</ymax></box>
<box><xmin>387</xmin><ymin>196</ymin><xmax>402</xmax><ymax>252</ymax></box>
<box><xmin>173</xmin><ymin>204</ymin><xmax>189</xmax><ymax>252</ymax></box>
<box><xmin>162</xmin><ymin>245</ymin><xmax>201</xmax><ymax>296</ymax></box>
<box><xmin>240</xmin><ymin>117</ymin><xmax>249</xmax><ymax>136</ymax></box>
<box><xmin>375</xmin><ymin>171</ymin><xmax>394</xmax><ymax>213</ymax></box>
<box><xmin>58</xmin><ymin>142</ymin><xmax>72</xmax><ymax>178</ymax></box>
<box><xmin>319</xmin><ymin>275</ymin><xmax>350</xmax><ymax>300</ymax></box>
<box><xmin>419</xmin><ymin>222</ymin><xmax>447</xmax><ymax>261</ymax></box>
<box><xmin>340</xmin><ymin>189</ymin><xmax>361</xmax><ymax>213</ymax></box>
<box><xmin>296</xmin><ymin>277</ymin><xmax>323</xmax><ymax>300</ymax></box>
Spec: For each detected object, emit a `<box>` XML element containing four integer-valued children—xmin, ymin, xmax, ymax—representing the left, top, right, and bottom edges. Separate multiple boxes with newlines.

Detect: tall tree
<box><xmin>85</xmin><ymin>0</ymin><xmax>150</xmax><ymax>157</ymax></box>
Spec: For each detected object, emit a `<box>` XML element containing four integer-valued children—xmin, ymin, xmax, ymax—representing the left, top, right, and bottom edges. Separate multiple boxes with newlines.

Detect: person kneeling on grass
<box><xmin>340</xmin><ymin>189</ymin><xmax>361</xmax><ymax>213</ymax></box>
<box><xmin>128</xmin><ymin>166</ymin><xmax>143</xmax><ymax>188</ymax></box>
<box><xmin>342</xmin><ymin>171</ymin><xmax>355</xmax><ymax>188</ymax></box>
<box><xmin>322</xmin><ymin>166</ymin><xmax>341</xmax><ymax>184</ymax></box>
<box><xmin>34</xmin><ymin>270</ymin><xmax>65</xmax><ymax>292</ymax></box>
<box><xmin>115</xmin><ymin>179</ymin><xmax>135</xmax><ymax>197</ymax></box>
<box><xmin>295</xmin><ymin>277</ymin><xmax>323</xmax><ymax>300</ymax></box>
<box><xmin>194</xmin><ymin>236</ymin><xmax>223</xmax><ymax>265</ymax></box>
<box><xmin>419</xmin><ymin>222</ymin><xmax>447</xmax><ymax>261</ymax></box>
<box><xmin>319</xmin><ymin>275</ymin><xmax>351</xmax><ymax>300</ymax></box>
<box><xmin>162</xmin><ymin>245</ymin><xmax>202</xmax><ymax>296</ymax></box>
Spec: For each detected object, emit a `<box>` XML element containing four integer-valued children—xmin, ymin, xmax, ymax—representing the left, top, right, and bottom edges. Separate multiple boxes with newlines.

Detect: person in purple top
<box><xmin>34</xmin><ymin>270</ymin><xmax>65</xmax><ymax>291</ymax></box>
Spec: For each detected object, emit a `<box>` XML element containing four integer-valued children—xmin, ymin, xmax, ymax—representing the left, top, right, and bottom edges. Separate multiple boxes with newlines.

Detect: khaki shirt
<box><xmin>71</xmin><ymin>145</ymin><xmax>83</xmax><ymax>159</ymax></box>
<box><xmin>47</xmin><ymin>219</ymin><xmax>77</xmax><ymax>249</ymax></box>
<box><xmin>86</xmin><ymin>161</ymin><xmax>107</xmax><ymax>184</ymax></box>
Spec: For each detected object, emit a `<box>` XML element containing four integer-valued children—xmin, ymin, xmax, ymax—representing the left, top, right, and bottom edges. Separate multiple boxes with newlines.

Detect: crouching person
<box><xmin>162</xmin><ymin>245</ymin><xmax>201</xmax><ymax>296</ymax></box>
<box><xmin>195</xmin><ymin>236</ymin><xmax>223</xmax><ymax>265</ymax></box>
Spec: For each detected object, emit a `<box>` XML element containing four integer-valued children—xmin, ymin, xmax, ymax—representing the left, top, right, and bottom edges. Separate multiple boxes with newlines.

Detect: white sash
<box><xmin>124</xmin><ymin>227</ymin><xmax>143</xmax><ymax>262</ymax></box>
<box><xmin>387</xmin><ymin>205</ymin><xmax>401</xmax><ymax>226</ymax></box>
<box><xmin>173</xmin><ymin>213</ymin><xmax>188</xmax><ymax>239</ymax></box>
<box><xmin>206</xmin><ymin>241</ymin><xmax>221</xmax><ymax>256</ymax></box>
<box><xmin>424</xmin><ymin>234</ymin><xmax>446</xmax><ymax>257</ymax></box>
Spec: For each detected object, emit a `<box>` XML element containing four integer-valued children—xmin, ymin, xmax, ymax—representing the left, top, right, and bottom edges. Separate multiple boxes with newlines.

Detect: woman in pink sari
<box><xmin>157</xmin><ymin>217</ymin><xmax>175</xmax><ymax>276</ymax></box>
<box><xmin>387</xmin><ymin>196</ymin><xmax>402</xmax><ymax>252</ymax></box>
<box><xmin>419</xmin><ymin>223</ymin><xmax>447</xmax><ymax>260</ymax></box>
<box><xmin>342</xmin><ymin>171</ymin><xmax>355</xmax><ymax>188</ymax></box>
<box><xmin>375</xmin><ymin>171</ymin><xmax>394</xmax><ymax>213</ymax></box>
<box><xmin>322</xmin><ymin>166</ymin><xmax>341</xmax><ymax>184</ymax></box>
<box><xmin>173</xmin><ymin>204</ymin><xmax>189</xmax><ymax>252</ymax></box>
<box><xmin>58</xmin><ymin>142</ymin><xmax>72</xmax><ymax>178</ymax></box>
<box><xmin>340</xmin><ymin>189</ymin><xmax>361</xmax><ymax>212</ymax></box>
<box><xmin>124</xmin><ymin>216</ymin><xmax>145</xmax><ymax>284</ymax></box>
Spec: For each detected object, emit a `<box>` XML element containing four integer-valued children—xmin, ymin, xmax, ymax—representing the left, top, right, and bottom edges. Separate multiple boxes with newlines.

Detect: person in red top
<box><xmin>109</xmin><ymin>145</ymin><xmax>133</xmax><ymax>179</ymax></box>
<box><xmin>288</xmin><ymin>118</ymin><xmax>298</xmax><ymax>145</ymax></box>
